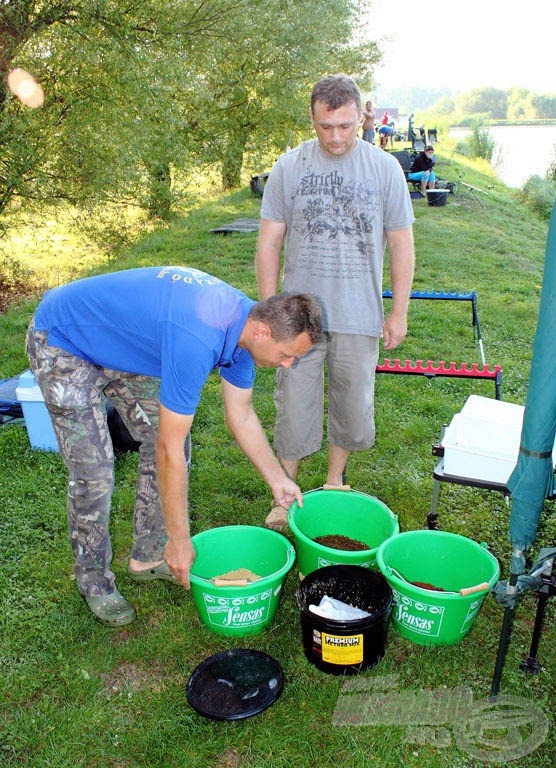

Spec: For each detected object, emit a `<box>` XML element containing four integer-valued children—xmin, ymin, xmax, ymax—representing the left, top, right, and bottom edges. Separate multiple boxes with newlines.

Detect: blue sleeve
<box><xmin>159</xmin><ymin>327</ymin><xmax>216</xmax><ymax>415</ymax></box>
<box><xmin>158</xmin><ymin>326</ymin><xmax>255</xmax><ymax>415</ymax></box>
<box><xmin>219</xmin><ymin>348</ymin><xmax>255</xmax><ymax>390</ymax></box>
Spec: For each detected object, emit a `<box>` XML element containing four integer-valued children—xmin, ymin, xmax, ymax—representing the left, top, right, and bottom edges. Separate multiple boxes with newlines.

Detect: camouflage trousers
<box><xmin>26</xmin><ymin>323</ymin><xmax>168</xmax><ymax>596</ymax></box>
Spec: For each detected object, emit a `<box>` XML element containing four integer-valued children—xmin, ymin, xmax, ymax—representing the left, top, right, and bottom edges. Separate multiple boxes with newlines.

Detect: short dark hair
<box><xmin>249</xmin><ymin>293</ymin><xmax>323</xmax><ymax>344</ymax></box>
<box><xmin>311</xmin><ymin>74</ymin><xmax>361</xmax><ymax>114</ymax></box>
<box><xmin>425</xmin><ymin>145</ymin><xmax>435</xmax><ymax>151</ymax></box>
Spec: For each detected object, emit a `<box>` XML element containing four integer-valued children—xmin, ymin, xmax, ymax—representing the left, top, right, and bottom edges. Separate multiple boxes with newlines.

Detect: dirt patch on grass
<box><xmin>214</xmin><ymin>749</ymin><xmax>241</xmax><ymax>768</ymax></box>
<box><xmin>100</xmin><ymin>661</ymin><xmax>167</xmax><ymax>695</ymax></box>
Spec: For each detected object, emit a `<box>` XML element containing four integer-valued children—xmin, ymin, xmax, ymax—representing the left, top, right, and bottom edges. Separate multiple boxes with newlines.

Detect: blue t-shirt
<box><xmin>34</xmin><ymin>266</ymin><xmax>256</xmax><ymax>414</ymax></box>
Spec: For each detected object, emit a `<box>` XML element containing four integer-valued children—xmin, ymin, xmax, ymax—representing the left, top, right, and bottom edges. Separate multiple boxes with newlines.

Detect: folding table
<box><xmin>426</xmin><ymin>453</ymin><xmax>509</xmax><ymax>531</ymax></box>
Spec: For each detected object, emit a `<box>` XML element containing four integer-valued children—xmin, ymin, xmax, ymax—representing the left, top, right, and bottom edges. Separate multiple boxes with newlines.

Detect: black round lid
<box><xmin>186</xmin><ymin>649</ymin><xmax>284</xmax><ymax>721</ymax></box>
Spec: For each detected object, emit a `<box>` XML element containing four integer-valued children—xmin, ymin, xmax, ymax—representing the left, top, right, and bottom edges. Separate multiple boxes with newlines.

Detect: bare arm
<box><xmin>383</xmin><ymin>226</ymin><xmax>415</xmax><ymax>350</ymax></box>
<box><xmin>156</xmin><ymin>405</ymin><xmax>195</xmax><ymax>589</ymax></box>
<box><xmin>256</xmin><ymin>218</ymin><xmax>287</xmax><ymax>299</ymax></box>
<box><xmin>221</xmin><ymin>377</ymin><xmax>303</xmax><ymax>508</ymax></box>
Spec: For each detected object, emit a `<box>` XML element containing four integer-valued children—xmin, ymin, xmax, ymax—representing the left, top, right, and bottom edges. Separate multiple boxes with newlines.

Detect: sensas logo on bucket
<box><xmin>203</xmin><ymin>589</ymin><xmax>274</xmax><ymax>629</ymax></box>
<box><xmin>393</xmin><ymin>592</ymin><xmax>445</xmax><ymax>638</ymax></box>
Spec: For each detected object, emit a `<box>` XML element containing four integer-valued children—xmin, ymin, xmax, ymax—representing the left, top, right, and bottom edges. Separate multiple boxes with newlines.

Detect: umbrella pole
<box><xmin>489</xmin><ymin>573</ymin><xmax>519</xmax><ymax>700</ymax></box>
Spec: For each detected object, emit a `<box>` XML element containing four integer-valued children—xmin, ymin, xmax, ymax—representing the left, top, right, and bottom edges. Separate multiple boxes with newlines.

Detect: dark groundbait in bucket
<box><xmin>296</xmin><ymin>565</ymin><xmax>393</xmax><ymax>675</ymax></box>
<box><xmin>298</xmin><ymin>567</ymin><xmax>391</xmax><ymax>614</ymax></box>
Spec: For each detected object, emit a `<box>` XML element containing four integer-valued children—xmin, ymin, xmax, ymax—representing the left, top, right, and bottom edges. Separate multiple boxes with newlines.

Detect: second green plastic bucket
<box><xmin>376</xmin><ymin>530</ymin><xmax>500</xmax><ymax>646</ymax></box>
<box><xmin>189</xmin><ymin>525</ymin><xmax>295</xmax><ymax>638</ymax></box>
<box><xmin>288</xmin><ymin>488</ymin><xmax>399</xmax><ymax>577</ymax></box>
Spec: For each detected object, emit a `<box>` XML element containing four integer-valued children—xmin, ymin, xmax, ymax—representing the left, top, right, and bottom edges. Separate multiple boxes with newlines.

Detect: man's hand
<box><xmin>269</xmin><ymin>476</ymin><xmax>304</xmax><ymax>511</ymax></box>
<box><xmin>164</xmin><ymin>536</ymin><xmax>196</xmax><ymax>590</ymax></box>
<box><xmin>382</xmin><ymin>312</ymin><xmax>408</xmax><ymax>351</ymax></box>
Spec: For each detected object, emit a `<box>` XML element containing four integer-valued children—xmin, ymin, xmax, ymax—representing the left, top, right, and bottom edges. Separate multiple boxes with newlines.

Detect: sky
<box><xmin>365</xmin><ymin>0</ymin><xmax>554</xmax><ymax>94</ymax></box>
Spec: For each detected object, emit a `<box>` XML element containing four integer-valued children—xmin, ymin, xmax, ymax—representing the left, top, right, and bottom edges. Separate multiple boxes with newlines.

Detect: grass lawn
<box><xmin>0</xmin><ymin>147</ymin><xmax>554</xmax><ymax>767</ymax></box>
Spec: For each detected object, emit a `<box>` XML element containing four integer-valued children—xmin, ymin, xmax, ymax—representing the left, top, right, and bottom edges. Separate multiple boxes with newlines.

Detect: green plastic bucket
<box><xmin>376</xmin><ymin>530</ymin><xmax>500</xmax><ymax>646</ymax></box>
<box><xmin>190</xmin><ymin>525</ymin><xmax>295</xmax><ymax>638</ymax></box>
<box><xmin>288</xmin><ymin>488</ymin><xmax>399</xmax><ymax>577</ymax></box>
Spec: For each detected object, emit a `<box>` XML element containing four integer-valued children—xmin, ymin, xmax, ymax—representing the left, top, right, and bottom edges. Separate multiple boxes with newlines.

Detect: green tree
<box><xmin>529</xmin><ymin>93</ymin><xmax>556</xmax><ymax>119</ymax></box>
<box><xmin>431</xmin><ymin>95</ymin><xmax>456</xmax><ymax>116</ymax></box>
<box><xmin>1</xmin><ymin>0</ymin><xmax>377</xmax><ymax>219</ymax></box>
<box><xmin>183</xmin><ymin>0</ymin><xmax>378</xmax><ymax>189</ymax></box>
<box><xmin>0</xmin><ymin>1</ymin><xmax>260</xmax><ymax>217</ymax></box>
<box><xmin>507</xmin><ymin>87</ymin><xmax>530</xmax><ymax>120</ymax></box>
<box><xmin>456</xmin><ymin>87</ymin><xmax>508</xmax><ymax>120</ymax></box>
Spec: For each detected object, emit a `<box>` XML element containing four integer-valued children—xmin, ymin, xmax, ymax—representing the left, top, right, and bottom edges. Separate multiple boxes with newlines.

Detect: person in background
<box><xmin>256</xmin><ymin>74</ymin><xmax>415</xmax><ymax>530</ymax></box>
<box><xmin>417</xmin><ymin>124</ymin><xmax>426</xmax><ymax>147</ymax></box>
<box><xmin>362</xmin><ymin>99</ymin><xmax>376</xmax><ymax>143</ymax></box>
<box><xmin>378</xmin><ymin>122</ymin><xmax>394</xmax><ymax>150</ymax></box>
<box><xmin>381</xmin><ymin>110</ymin><xmax>389</xmax><ymax>125</ymax></box>
<box><xmin>408</xmin><ymin>145</ymin><xmax>436</xmax><ymax>197</ymax></box>
<box><xmin>407</xmin><ymin>113</ymin><xmax>416</xmax><ymax>148</ymax></box>
<box><xmin>26</xmin><ymin>266</ymin><xmax>322</xmax><ymax>626</ymax></box>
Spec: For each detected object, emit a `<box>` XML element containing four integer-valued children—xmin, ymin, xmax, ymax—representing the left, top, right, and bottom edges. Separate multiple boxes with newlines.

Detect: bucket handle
<box><xmin>459</xmin><ymin>582</ymin><xmax>490</xmax><ymax>596</ymax></box>
<box><xmin>301</xmin><ymin>485</ymin><xmax>353</xmax><ymax>496</ymax></box>
<box><xmin>386</xmin><ymin>566</ymin><xmax>491</xmax><ymax>596</ymax></box>
<box><xmin>285</xmin><ymin>545</ymin><xmax>296</xmax><ymax>570</ymax></box>
<box><xmin>212</xmin><ymin>578</ymin><xmax>250</xmax><ymax>587</ymax></box>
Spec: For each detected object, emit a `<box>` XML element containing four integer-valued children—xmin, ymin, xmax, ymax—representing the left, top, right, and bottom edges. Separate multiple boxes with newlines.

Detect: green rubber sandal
<box><xmin>128</xmin><ymin>561</ymin><xmax>178</xmax><ymax>583</ymax></box>
<box><xmin>84</xmin><ymin>589</ymin><xmax>136</xmax><ymax>627</ymax></box>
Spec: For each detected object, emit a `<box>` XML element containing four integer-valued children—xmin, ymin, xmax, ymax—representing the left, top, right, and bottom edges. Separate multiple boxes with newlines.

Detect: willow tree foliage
<box><xmin>188</xmin><ymin>0</ymin><xmax>379</xmax><ymax>189</ymax></box>
<box><xmin>1</xmin><ymin>0</ymin><xmax>379</xmax><ymax>218</ymax></box>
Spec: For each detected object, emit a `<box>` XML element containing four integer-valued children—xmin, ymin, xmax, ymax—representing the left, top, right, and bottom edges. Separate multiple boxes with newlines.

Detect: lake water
<box><xmin>449</xmin><ymin>125</ymin><xmax>556</xmax><ymax>188</ymax></box>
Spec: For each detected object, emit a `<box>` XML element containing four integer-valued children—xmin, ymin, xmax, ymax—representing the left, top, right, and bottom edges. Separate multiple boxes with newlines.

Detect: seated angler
<box><xmin>408</xmin><ymin>145</ymin><xmax>436</xmax><ymax>197</ymax></box>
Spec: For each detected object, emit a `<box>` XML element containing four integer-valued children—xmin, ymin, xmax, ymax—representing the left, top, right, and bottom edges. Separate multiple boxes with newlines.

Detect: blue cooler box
<box><xmin>15</xmin><ymin>370</ymin><xmax>59</xmax><ymax>452</ymax></box>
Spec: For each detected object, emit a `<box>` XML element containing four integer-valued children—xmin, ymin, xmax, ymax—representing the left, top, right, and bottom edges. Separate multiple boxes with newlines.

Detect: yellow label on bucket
<box><xmin>321</xmin><ymin>632</ymin><xmax>364</xmax><ymax>665</ymax></box>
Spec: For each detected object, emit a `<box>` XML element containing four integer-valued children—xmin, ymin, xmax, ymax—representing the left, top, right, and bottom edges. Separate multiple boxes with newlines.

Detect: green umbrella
<box><xmin>507</xmin><ymin>201</ymin><xmax>556</xmax><ymax>574</ymax></box>
<box><xmin>490</xmin><ymin>202</ymin><xmax>556</xmax><ymax>698</ymax></box>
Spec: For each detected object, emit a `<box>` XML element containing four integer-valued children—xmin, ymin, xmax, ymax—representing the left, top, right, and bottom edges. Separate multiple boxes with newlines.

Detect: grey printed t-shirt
<box><xmin>260</xmin><ymin>139</ymin><xmax>414</xmax><ymax>336</ymax></box>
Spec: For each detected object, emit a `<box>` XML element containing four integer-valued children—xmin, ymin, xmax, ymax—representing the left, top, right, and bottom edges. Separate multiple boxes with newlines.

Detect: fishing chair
<box><xmin>390</xmin><ymin>150</ymin><xmax>423</xmax><ymax>195</ymax></box>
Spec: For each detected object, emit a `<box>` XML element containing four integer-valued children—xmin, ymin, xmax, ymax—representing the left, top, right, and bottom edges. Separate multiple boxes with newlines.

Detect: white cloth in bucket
<box><xmin>309</xmin><ymin>595</ymin><xmax>371</xmax><ymax>621</ymax></box>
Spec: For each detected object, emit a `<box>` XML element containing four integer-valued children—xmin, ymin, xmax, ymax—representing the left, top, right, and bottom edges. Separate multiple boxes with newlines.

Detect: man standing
<box><xmin>362</xmin><ymin>99</ymin><xmax>376</xmax><ymax>143</ymax></box>
<box><xmin>407</xmin><ymin>113</ymin><xmax>416</xmax><ymax>149</ymax></box>
<box><xmin>26</xmin><ymin>266</ymin><xmax>322</xmax><ymax>625</ymax></box>
<box><xmin>256</xmin><ymin>74</ymin><xmax>415</xmax><ymax>530</ymax></box>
